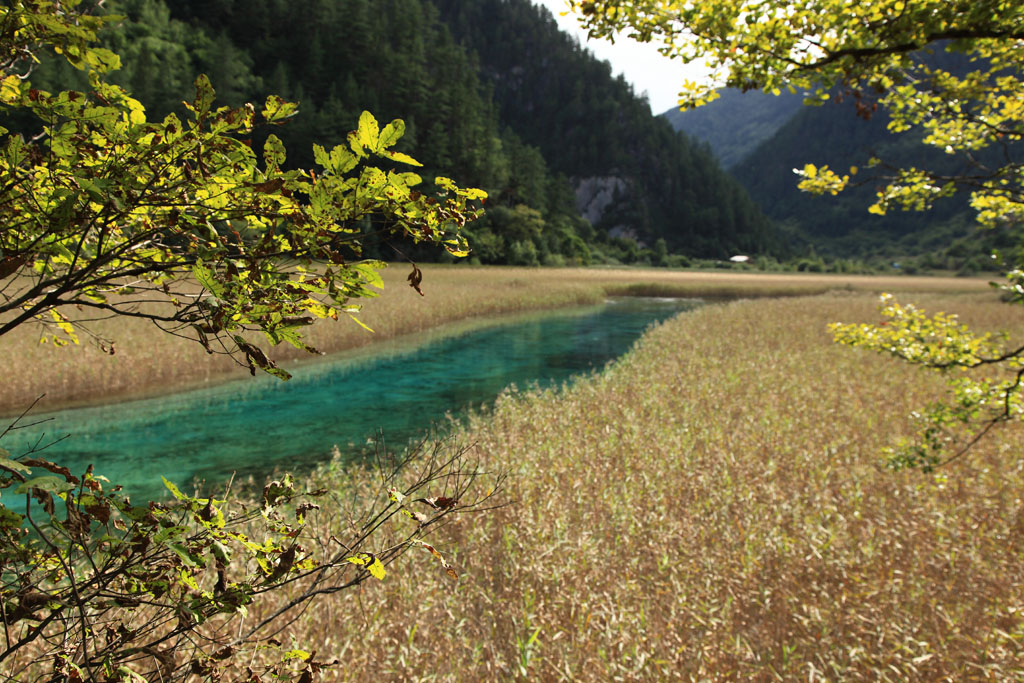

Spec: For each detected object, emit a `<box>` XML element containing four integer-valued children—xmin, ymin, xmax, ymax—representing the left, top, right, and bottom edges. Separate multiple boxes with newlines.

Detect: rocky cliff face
<box><xmin>574</xmin><ymin>176</ymin><xmax>627</xmax><ymax>224</ymax></box>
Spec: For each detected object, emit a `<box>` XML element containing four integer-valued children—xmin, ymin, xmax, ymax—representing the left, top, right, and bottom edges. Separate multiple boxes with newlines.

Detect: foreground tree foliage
<box><xmin>571</xmin><ymin>0</ymin><xmax>1023</xmax><ymax>468</ymax></box>
<box><xmin>0</xmin><ymin>1</ymin><xmax>484</xmax><ymax>376</ymax></box>
<box><xmin>0</xmin><ymin>432</ymin><xmax>499</xmax><ymax>680</ymax></box>
<box><xmin>572</xmin><ymin>0</ymin><xmax>1022</xmax><ymax>225</ymax></box>
<box><xmin>0</xmin><ymin>1</ymin><xmax>497</xmax><ymax>679</ymax></box>
<box><xmin>831</xmin><ymin>293</ymin><xmax>1024</xmax><ymax>471</ymax></box>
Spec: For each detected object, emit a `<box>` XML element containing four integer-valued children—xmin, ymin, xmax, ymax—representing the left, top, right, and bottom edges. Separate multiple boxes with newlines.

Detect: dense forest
<box><xmin>18</xmin><ymin>0</ymin><xmax>1014</xmax><ymax>271</ymax></box>
<box><xmin>432</xmin><ymin>0</ymin><xmax>783</xmax><ymax>258</ymax></box>
<box><xmin>24</xmin><ymin>0</ymin><xmax>785</xmax><ymax>266</ymax></box>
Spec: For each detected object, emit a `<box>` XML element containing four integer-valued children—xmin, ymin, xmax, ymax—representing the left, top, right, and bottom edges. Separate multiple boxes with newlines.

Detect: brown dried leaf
<box><xmin>407</xmin><ymin>263</ymin><xmax>424</xmax><ymax>296</ymax></box>
<box><xmin>0</xmin><ymin>254</ymin><xmax>27</xmax><ymax>279</ymax></box>
<box><xmin>414</xmin><ymin>496</ymin><xmax>457</xmax><ymax>511</ymax></box>
<box><xmin>418</xmin><ymin>541</ymin><xmax>458</xmax><ymax>580</ymax></box>
<box><xmin>22</xmin><ymin>458</ymin><xmax>80</xmax><ymax>484</ymax></box>
<box><xmin>84</xmin><ymin>502</ymin><xmax>110</xmax><ymax>525</ymax></box>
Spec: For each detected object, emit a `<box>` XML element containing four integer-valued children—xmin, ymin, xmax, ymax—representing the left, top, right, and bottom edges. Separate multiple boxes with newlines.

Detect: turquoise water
<box><xmin>4</xmin><ymin>297</ymin><xmax>699</xmax><ymax>502</ymax></box>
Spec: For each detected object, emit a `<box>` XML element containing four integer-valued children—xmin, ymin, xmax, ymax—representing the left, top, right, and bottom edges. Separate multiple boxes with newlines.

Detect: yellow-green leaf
<box><xmin>367</xmin><ymin>557</ymin><xmax>386</xmax><ymax>580</ymax></box>
<box><xmin>382</xmin><ymin>150</ymin><xmax>422</xmax><ymax>167</ymax></box>
<box><xmin>377</xmin><ymin>119</ymin><xmax>405</xmax><ymax>150</ymax></box>
<box><xmin>357</xmin><ymin>111</ymin><xmax>380</xmax><ymax>151</ymax></box>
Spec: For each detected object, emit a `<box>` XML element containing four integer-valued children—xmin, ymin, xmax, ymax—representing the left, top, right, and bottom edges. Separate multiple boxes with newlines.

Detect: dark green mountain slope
<box><xmin>660</xmin><ymin>88</ymin><xmax>804</xmax><ymax>169</ymax></box>
<box><xmin>73</xmin><ymin>0</ymin><xmax>596</xmax><ymax>265</ymax></box>
<box><xmin>426</xmin><ymin>0</ymin><xmax>786</xmax><ymax>258</ymax></box>
<box><xmin>667</xmin><ymin>49</ymin><xmax>1009</xmax><ymax>262</ymax></box>
<box><xmin>730</xmin><ymin>97</ymin><xmax>976</xmax><ymax>259</ymax></box>
<box><xmin>28</xmin><ymin>0</ymin><xmax>786</xmax><ymax>262</ymax></box>
<box><xmin>656</xmin><ymin>46</ymin><xmax>1019</xmax><ymax>266</ymax></box>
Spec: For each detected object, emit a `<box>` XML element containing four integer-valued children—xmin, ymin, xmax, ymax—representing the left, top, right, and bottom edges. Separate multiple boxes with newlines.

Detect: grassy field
<box><xmin>3</xmin><ymin>269</ymin><xmax>1020</xmax><ymax>679</ymax></box>
<box><xmin>0</xmin><ymin>266</ymin><xmax>991</xmax><ymax>416</ymax></box>
<box><xmin>223</xmin><ymin>288</ymin><xmax>1023</xmax><ymax>681</ymax></box>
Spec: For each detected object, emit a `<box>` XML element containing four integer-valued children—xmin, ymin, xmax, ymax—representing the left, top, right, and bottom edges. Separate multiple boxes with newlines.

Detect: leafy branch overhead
<box><xmin>571</xmin><ymin>0</ymin><xmax>1024</xmax><ymax>469</ymax></box>
<box><xmin>0</xmin><ymin>431</ymin><xmax>502</xmax><ymax>680</ymax></box>
<box><xmin>0</xmin><ymin>1</ymin><xmax>486</xmax><ymax>378</ymax></box>
<box><xmin>832</xmin><ymin>293</ymin><xmax>1024</xmax><ymax>471</ymax></box>
<box><xmin>571</xmin><ymin>0</ymin><xmax>1022</xmax><ymax>230</ymax></box>
<box><xmin>0</xmin><ymin>1</ymin><xmax>501</xmax><ymax>680</ymax></box>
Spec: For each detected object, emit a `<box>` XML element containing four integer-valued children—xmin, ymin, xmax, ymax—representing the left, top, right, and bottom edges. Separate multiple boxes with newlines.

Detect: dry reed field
<box><xmin>241</xmin><ymin>290</ymin><xmax>1024</xmax><ymax>680</ymax></box>
<box><xmin>2</xmin><ymin>270</ymin><xmax>1020</xmax><ymax>680</ymax></box>
<box><xmin>0</xmin><ymin>266</ymin><xmax>990</xmax><ymax>415</ymax></box>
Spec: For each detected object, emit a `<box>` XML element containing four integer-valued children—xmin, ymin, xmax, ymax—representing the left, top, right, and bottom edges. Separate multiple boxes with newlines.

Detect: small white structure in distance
<box><xmin>729</xmin><ymin>255</ymin><xmax>750</xmax><ymax>263</ymax></box>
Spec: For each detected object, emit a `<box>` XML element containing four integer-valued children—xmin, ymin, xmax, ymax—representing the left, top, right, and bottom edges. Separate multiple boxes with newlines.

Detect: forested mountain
<box><xmin>433</xmin><ymin>0</ymin><xmax>783</xmax><ymax>258</ymax></box>
<box><xmin>660</xmin><ymin>89</ymin><xmax>803</xmax><ymax>169</ymax></box>
<box><xmin>25</xmin><ymin>0</ymin><xmax>784</xmax><ymax>264</ymax></box>
<box><xmin>729</xmin><ymin>97</ymin><xmax>977</xmax><ymax>260</ymax></box>
<box><xmin>663</xmin><ymin>57</ymin><xmax>999</xmax><ymax>265</ymax></box>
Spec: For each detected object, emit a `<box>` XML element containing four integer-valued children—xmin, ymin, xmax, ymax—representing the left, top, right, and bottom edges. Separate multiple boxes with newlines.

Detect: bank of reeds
<box><xmin>0</xmin><ymin>267</ymin><xmax>989</xmax><ymax>415</ymax></box>
<box><xmin>246</xmin><ymin>291</ymin><xmax>1023</xmax><ymax>680</ymax></box>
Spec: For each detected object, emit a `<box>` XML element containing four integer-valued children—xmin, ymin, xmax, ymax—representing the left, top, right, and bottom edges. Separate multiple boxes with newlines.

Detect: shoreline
<box><xmin>0</xmin><ymin>266</ymin><xmax>994</xmax><ymax>418</ymax></box>
<box><xmin>5</xmin><ymin>297</ymin><xmax>620</xmax><ymax>420</ymax></box>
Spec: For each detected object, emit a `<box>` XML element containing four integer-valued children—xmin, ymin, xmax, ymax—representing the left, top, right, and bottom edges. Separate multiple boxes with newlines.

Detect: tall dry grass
<box><xmin>239</xmin><ymin>290</ymin><xmax>1024</xmax><ymax>680</ymax></box>
<box><xmin>0</xmin><ymin>266</ymin><xmax>990</xmax><ymax>415</ymax></box>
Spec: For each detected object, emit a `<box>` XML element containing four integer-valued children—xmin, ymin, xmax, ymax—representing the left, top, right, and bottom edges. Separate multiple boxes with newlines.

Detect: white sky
<box><xmin>532</xmin><ymin>0</ymin><xmax>710</xmax><ymax>114</ymax></box>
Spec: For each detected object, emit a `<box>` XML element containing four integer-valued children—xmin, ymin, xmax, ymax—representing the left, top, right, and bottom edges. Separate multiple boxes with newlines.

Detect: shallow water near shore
<box><xmin>4</xmin><ymin>297</ymin><xmax>700</xmax><ymax>502</ymax></box>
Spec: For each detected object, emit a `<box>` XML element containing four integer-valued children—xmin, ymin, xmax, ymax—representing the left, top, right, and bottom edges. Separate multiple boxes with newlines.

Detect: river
<box><xmin>4</xmin><ymin>297</ymin><xmax>700</xmax><ymax>502</ymax></box>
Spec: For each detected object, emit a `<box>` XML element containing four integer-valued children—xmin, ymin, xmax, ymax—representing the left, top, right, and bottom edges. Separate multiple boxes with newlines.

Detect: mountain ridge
<box><xmin>664</xmin><ymin>85</ymin><xmax>982</xmax><ymax>261</ymax></box>
<box><xmin>660</xmin><ymin>88</ymin><xmax>804</xmax><ymax>169</ymax></box>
